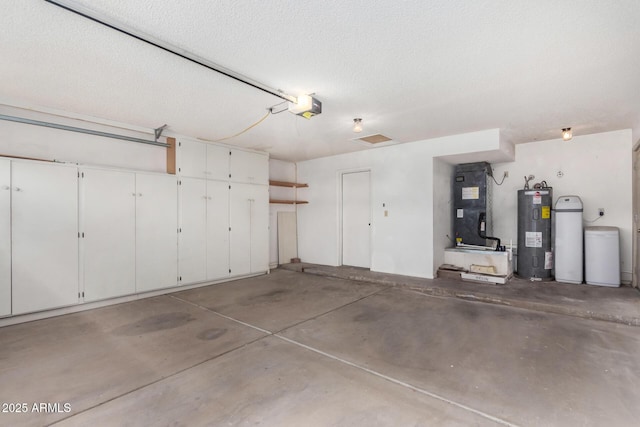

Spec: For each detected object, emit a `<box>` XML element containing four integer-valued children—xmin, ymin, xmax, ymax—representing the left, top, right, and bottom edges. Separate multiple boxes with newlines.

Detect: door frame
<box><xmin>633</xmin><ymin>143</ymin><xmax>640</xmax><ymax>288</ymax></box>
<box><xmin>338</xmin><ymin>168</ymin><xmax>372</xmax><ymax>267</ymax></box>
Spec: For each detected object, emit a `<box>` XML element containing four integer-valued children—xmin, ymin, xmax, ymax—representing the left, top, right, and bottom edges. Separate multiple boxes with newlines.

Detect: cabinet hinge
<box><xmin>82</xmin><ymin>232</ymin><xmax>85</xmax><ymax>238</ymax></box>
<box><xmin>81</xmin><ymin>172</ymin><xmax>84</xmax><ymax>178</ymax></box>
<box><xmin>178</xmin><ymin>228</ymin><xmax>182</xmax><ymax>233</ymax></box>
<box><xmin>77</xmin><ymin>172</ymin><xmax>80</xmax><ymax>178</ymax></box>
<box><xmin>229</xmin><ymin>227</ymin><xmax>231</xmax><ymax>231</ymax></box>
<box><xmin>78</xmin><ymin>292</ymin><xmax>81</xmax><ymax>298</ymax></box>
<box><xmin>178</xmin><ymin>180</ymin><xmax>181</xmax><ymax>185</ymax></box>
<box><xmin>229</xmin><ymin>185</ymin><xmax>231</xmax><ymax>189</ymax></box>
<box><xmin>178</xmin><ymin>167</ymin><xmax>181</xmax><ymax>172</ymax></box>
<box><xmin>229</xmin><ymin>269</ymin><xmax>231</xmax><ymax>273</ymax></box>
<box><xmin>179</xmin><ymin>142</ymin><xmax>182</xmax><ymax>147</ymax></box>
<box><xmin>229</xmin><ymin>151</ymin><xmax>232</xmax><ymax>156</ymax></box>
<box><xmin>179</xmin><ymin>276</ymin><xmax>182</xmax><ymax>281</ymax></box>
<box><xmin>82</xmin><ymin>292</ymin><xmax>84</xmax><ymax>297</ymax></box>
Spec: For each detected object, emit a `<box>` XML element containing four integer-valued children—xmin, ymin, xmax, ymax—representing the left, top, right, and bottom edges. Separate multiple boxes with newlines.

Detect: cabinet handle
<box><xmin>1</xmin><ymin>186</ymin><xmax>9</xmax><ymax>190</ymax></box>
<box><xmin>208</xmin><ymin>196</ymin><xmax>212</xmax><ymax>200</ymax></box>
<box><xmin>138</xmin><ymin>193</ymin><xmax>142</xmax><ymax>197</ymax></box>
<box><xmin>14</xmin><ymin>187</ymin><xmax>22</xmax><ymax>192</ymax></box>
<box><xmin>132</xmin><ymin>193</ymin><xmax>136</xmax><ymax>196</ymax></box>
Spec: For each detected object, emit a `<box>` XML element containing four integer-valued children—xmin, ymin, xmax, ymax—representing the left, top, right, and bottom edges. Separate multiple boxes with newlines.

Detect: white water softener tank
<box><xmin>554</xmin><ymin>196</ymin><xmax>583</xmax><ymax>284</ymax></box>
<box><xmin>585</xmin><ymin>226</ymin><xmax>620</xmax><ymax>287</ymax></box>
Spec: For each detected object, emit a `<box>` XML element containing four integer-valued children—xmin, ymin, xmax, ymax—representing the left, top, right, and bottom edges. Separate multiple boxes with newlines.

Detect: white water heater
<box><xmin>554</xmin><ymin>196</ymin><xmax>583</xmax><ymax>284</ymax></box>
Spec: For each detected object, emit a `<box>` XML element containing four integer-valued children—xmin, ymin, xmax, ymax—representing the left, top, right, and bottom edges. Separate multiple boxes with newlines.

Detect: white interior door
<box><xmin>135</xmin><ymin>173</ymin><xmax>178</xmax><ymax>292</ymax></box>
<box><xmin>179</xmin><ymin>178</ymin><xmax>207</xmax><ymax>285</ymax></box>
<box><xmin>82</xmin><ymin>169</ymin><xmax>136</xmax><ymax>301</ymax></box>
<box><xmin>12</xmin><ymin>162</ymin><xmax>79</xmax><ymax>314</ymax></box>
<box><xmin>207</xmin><ymin>180</ymin><xmax>230</xmax><ymax>280</ymax></box>
<box><xmin>0</xmin><ymin>159</ymin><xmax>11</xmax><ymax>316</ymax></box>
<box><xmin>342</xmin><ymin>171</ymin><xmax>371</xmax><ymax>268</ymax></box>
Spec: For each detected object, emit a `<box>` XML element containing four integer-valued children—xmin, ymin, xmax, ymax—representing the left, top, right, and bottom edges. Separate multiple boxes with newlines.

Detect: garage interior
<box><xmin>1</xmin><ymin>1</ymin><xmax>640</xmax><ymax>426</ymax></box>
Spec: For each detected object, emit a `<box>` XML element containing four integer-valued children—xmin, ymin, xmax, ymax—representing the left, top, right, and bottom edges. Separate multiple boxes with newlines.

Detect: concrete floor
<box><xmin>0</xmin><ymin>269</ymin><xmax>638</xmax><ymax>426</ymax></box>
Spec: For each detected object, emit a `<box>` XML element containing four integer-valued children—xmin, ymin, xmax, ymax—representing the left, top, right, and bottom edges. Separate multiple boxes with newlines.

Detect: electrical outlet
<box><xmin>598</xmin><ymin>208</ymin><xmax>605</xmax><ymax>216</ymax></box>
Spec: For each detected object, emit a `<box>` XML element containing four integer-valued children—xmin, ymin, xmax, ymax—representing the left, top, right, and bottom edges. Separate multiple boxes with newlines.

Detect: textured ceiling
<box><xmin>1</xmin><ymin>0</ymin><xmax>639</xmax><ymax>161</ymax></box>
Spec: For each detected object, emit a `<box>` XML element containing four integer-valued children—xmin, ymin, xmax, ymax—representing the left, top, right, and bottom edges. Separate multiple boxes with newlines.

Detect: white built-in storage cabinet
<box><xmin>0</xmin><ymin>140</ymin><xmax>268</xmax><ymax>320</ymax></box>
<box><xmin>0</xmin><ymin>158</ymin><xmax>10</xmax><ymax>317</ymax></box>
<box><xmin>5</xmin><ymin>160</ymin><xmax>79</xmax><ymax>315</ymax></box>
<box><xmin>176</xmin><ymin>139</ymin><xmax>269</xmax><ymax>284</ymax></box>
<box><xmin>80</xmin><ymin>168</ymin><xmax>178</xmax><ymax>300</ymax></box>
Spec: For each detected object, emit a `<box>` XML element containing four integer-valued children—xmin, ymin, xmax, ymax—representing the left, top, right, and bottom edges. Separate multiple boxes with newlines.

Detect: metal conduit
<box><xmin>0</xmin><ymin>114</ymin><xmax>169</xmax><ymax>148</ymax></box>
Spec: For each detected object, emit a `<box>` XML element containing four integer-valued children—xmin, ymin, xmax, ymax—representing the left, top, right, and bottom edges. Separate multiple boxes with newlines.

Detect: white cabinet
<box><xmin>177</xmin><ymin>139</ymin><xmax>207</xmax><ymax>179</ymax></box>
<box><xmin>207</xmin><ymin>180</ymin><xmax>230</xmax><ymax>279</ymax></box>
<box><xmin>11</xmin><ymin>161</ymin><xmax>79</xmax><ymax>315</ymax></box>
<box><xmin>178</xmin><ymin>140</ymin><xmax>231</xmax><ymax>181</ymax></box>
<box><xmin>136</xmin><ymin>173</ymin><xmax>178</xmax><ymax>293</ymax></box>
<box><xmin>206</xmin><ymin>144</ymin><xmax>230</xmax><ymax>181</ymax></box>
<box><xmin>230</xmin><ymin>183</ymin><xmax>269</xmax><ymax>276</ymax></box>
<box><xmin>81</xmin><ymin>168</ymin><xmax>136</xmax><ymax>302</ymax></box>
<box><xmin>179</xmin><ymin>178</ymin><xmax>208</xmax><ymax>284</ymax></box>
<box><xmin>0</xmin><ymin>159</ymin><xmax>10</xmax><ymax>317</ymax></box>
<box><xmin>230</xmin><ymin>149</ymin><xmax>269</xmax><ymax>185</ymax></box>
<box><xmin>178</xmin><ymin>178</ymin><xmax>230</xmax><ymax>284</ymax></box>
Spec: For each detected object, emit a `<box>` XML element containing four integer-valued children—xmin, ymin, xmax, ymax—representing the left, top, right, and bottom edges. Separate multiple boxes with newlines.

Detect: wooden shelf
<box><xmin>269</xmin><ymin>199</ymin><xmax>309</xmax><ymax>205</ymax></box>
<box><xmin>269</xmin><ymin>180</ymin><xmax>308</xmax><ymax>188</ymax></box>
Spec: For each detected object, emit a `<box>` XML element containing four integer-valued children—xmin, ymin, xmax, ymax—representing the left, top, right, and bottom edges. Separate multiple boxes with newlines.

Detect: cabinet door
<box><xmin>207</xmin><ymin>180</ymin><xmax>230</xmax><ymax>280</ymax></box>
<box><xmin>12</xmin><ymin>162</ymin><xmax>78</xmax><ymax>315</ymax></box>
<box><xmin>179</xmin><ymin>178</ymin><xmax>207</xmax><ymax>284</ymax></box>
<box><xmin>82</xmin><ymin>169</ymin><xmax>136</xmax><ymax>302</ymax></box>
<box><xmin>0</xmin><ymin>159</ymin><xmax>10</xmax><ymax>316</ymax></box>
<box><xmin>229</xmin><ymin>183</ymin><xmax>252</xmax><ymax>276</ymax></box>
<box><xmin>178</xmin><ymin>139</ymin><xmax>207</xmax><ymax>179</ymax></box>
<box><xmin>136</xmin><ymin>173</ymin><xmax>178</xmax><ymax>292</ymax></box>
<box><xmin>250</xmin><ymin>185</ymin><xmax>269</xmax><ymax>273</ymax></box>
<box><xmin>229</xmin><ymin>149</ymin><xmax>268</xmax><ymax>185</ymax></box>
<box><xmin>206</xmin><ymin>144</ymin><xmax>230</xmax><ymax>181</ymax></box>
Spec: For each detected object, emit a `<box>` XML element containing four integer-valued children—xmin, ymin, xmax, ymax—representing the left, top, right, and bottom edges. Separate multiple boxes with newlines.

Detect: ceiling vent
<box><xmin>355</xmin><ymin>134</ymin><xmax>393</xmax><ymax>144</ymax></box>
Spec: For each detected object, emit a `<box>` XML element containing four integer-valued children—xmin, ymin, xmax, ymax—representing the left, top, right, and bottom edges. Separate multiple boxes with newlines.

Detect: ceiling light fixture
<box><xmin>562</xmin><ymin>127</ymin><xmax>572</xmax><ymax>141</ymax></box>
<box><xmin>353</xmin><ymin>118</ymin><xmax>363</xmax><ymax>133</ymax></box>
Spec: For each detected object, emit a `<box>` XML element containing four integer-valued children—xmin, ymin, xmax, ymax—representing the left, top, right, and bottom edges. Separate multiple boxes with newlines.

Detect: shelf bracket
<box><xmin>154</xmin><ymin>124</ymin><xmax>168</xmax><ymax>143</ymax></box>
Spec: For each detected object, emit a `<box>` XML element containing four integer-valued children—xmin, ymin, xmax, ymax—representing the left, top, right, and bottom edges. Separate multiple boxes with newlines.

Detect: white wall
<box><xmin>268</xmin><ymin>159</ymin><xmax>298</xmax><ymax>267</ymax></box>
<box><xmin>432</xmin><ymin>158</ymin><xmax>454</xmax><ymax>272</ymax></box>
<box><xmin>297</xmin><ymin>129</ymin><xmax>512</xmax><ymax>279</ymax></box>
<box><xmin>0</xmin><ymin>104</ymin><xmax>166</xmax><ymax>172</ymax></box>
<box><xmin>491</xmin><ymin>129</ymin><xmax>633</xmax><ymax>283</ymax></box>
